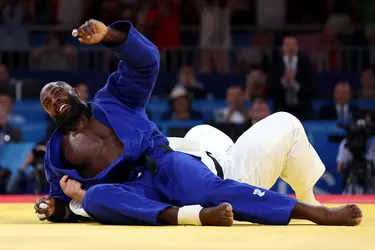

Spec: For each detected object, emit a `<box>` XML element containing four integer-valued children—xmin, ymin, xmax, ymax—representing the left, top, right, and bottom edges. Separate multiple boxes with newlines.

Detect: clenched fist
<box><xmin>60</xmin><ymin>175</ymin><xmax>86</xmax><ymax>202</ymax></box>
<box><xmin>73</xmin><ymin>19</ymin><xmax>108</xmax><ymax>44</ymax></box>
<box><xmin>34</xmin><ymin>196</ymin><xmax>56</xmax><ymax>221</ymax></box>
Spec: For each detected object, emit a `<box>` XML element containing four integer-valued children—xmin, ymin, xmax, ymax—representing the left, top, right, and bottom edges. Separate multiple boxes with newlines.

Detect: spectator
<box><xmin>287</xmin><ymin>0</ymin><xmax>327</xmax><ymax>25</ymax></box>
<box><xmin>268</xmin><ymin>36</ymin><xmax>315</xmax><ymax>120</ymax></box>
<box><xmin>245</xmin><ymin>69</ymin><xmax>268</xmax><ymax>100</ymax></box>
<box><xmin>170</xmin><ymin>65</ymin><xmax>210</xmax><ymax>99</ymax></box>
<box><xmin>0</xmin><ymin>91</ymin><xmax>24</xmax><ymax>123</ymax></box>
<box><xmin>325</xmin><ymin>0</ymin><xmax>356</xmax><ymax>34</ymax></box>
<box><xmin>313</xmin><ymin>29</ymin><xmax>344</xmax><ymax>72</ymax></box>
<box><xmin>198</xmin><ymin>0</ymin><xmax>232</xmax><ymax>73</ymax></box>
<box><xmin>133</xmin><ymin>0</ymin><xmax>152</xmax><ymax>33</ymax></box>
<box><xmin>145</xmin><ymin>0</ymin><xmax>180</xmax><ymax>70</ymax></box>
<box><xmin>30</xmin><ymin>32</ymin><xmax>78</xmax><ymax>71</ymax></box>
<box><xmin>120</xmin><ymin>4</ymin><xmax>136</xmax><ymax>24</ymax></box>
<box><xmin>1</xmin><ymin>0</ymin><xmax>26</xmax><ymax>26</ymax></box>
<box><xmin>98</xmin><ymin>0</ymin><xmax>122</xmax><ymax>25</ymax></box>
<box><xmin>0</xmin><ymin>0</ymin><xmax>29</xmax><ymax>50</ymax></box>
<box><xmin>0</xmin><ymin>104</ymin><xmax>23</xmax><ymax>144</ymax></box>
<box><xmin>56</xmin><ymin>0</ymin><xmax>85</xmax><ymax>26</ymax></box>
<box><xmin>33</xmin><ymin>0</ymin><xmax>51</xmax><ymax>24</ymax></box>
<box><xmin>0</xmin><ymin>64</ymin><xmax>13</xmax><ymax>90</ymax></box>
<box><xmin>72</xmin><ymin>82</ymin><xmax>89</xmax><ymax>102</ymax></box>
<box><xmin>214</xmin><ymin>86</ymin><xmax>247</xmax><ymax>124</ymax></box>
<box><xmin>181</xmin><ymin>0</ymin><xmax>200</xmax><ymax>25</ymax></box>
<box><xmin>162</xmin><ymin>86</ymin><xmax>203</xmax><ymax>121</ymax></box>
<box><xmin>319</xmin><ymin>81</ymin><xmax>362</xmax><ymax>122</ymax></box>
<box><xmin>235</xmin><ymin>33</ymin><xmax>272</xmax><ymax>73</ymax></box>
<box><xmin>0</xmin><ymin>64</ymin><xmax>22</xmax><ymax>99</ymax></box>
<box><xmin>256</xmin><ymin>0</ymin><xmax>286</xmax><ymax>28</ymax></box>
<box><xmin>247</xmin><ymin>97</ymin><xmax>271</xmax><ymax>125</ymax></box>
<box><xmin>233</xmin><ymin>97</ymin><xmax>271</xmax><ymax>140</ymax></box>
<box><xmin>359</xmin><ymin>68</ymin><xmax>375</xmax><ymax>99</ymax></box>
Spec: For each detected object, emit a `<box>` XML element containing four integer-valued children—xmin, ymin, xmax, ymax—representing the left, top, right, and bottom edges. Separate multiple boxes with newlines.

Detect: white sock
<box><xmin>177</xmin><ymin>205</ymin><xmax>203</xmax><ymax>226</ymax></box>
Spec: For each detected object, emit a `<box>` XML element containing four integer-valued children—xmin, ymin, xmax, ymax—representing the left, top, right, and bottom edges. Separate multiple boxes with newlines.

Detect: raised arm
<box><xmin>74</xmin><ymin>19</ymin><xmax>160</xmax><ymax>107</ymax></box>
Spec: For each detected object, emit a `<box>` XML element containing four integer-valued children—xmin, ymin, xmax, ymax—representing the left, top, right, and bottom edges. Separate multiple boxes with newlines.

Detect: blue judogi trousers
<box><xmin>82</xmin><ymin>150</ymin><xmax>297</xmax><ymax>225</ymax></box>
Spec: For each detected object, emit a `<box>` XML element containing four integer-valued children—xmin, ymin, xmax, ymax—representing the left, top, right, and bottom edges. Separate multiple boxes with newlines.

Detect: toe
<box><xmin>219</xmin><ymin>203</ymin><xmax>232</xmax><ymax>212</ymax></box>
<box><xmin>225</xmin><ymin>211</ymin><xmax>233</xmax><ymax>217</ymax></box>
<box><xmin>354</xmin><ymin>217</ymin><xmax>362</xmax><ymax>225</ymax></box>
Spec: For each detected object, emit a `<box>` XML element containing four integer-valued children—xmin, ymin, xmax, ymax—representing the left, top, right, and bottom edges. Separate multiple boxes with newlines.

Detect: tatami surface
<box><xmin>0</xmin><ymin>197</ymin><xmax>374</xmax><ymax>250</ymax></box>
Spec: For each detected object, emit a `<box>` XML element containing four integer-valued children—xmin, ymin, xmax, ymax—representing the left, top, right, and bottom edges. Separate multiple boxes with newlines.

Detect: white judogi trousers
<box><xmin>69</xmin><ymin>112</ymin><xmax>324</xmax><ymax>217</ymax></box>
<box><xmin>169</xmin><ymin>112</ymin><xmax>325</xmax><ymax>205</ymax></box>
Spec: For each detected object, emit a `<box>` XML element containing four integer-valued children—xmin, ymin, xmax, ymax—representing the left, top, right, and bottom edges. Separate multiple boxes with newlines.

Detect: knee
<box><xmin>277</xmin><ymin>112</ymin><xmax>303</xmax><ymax>129</ymax></box>
<box><xmin>82</xmin><ymin>184</ymin><xmax>114</xmax><ymax>213</ymax></box>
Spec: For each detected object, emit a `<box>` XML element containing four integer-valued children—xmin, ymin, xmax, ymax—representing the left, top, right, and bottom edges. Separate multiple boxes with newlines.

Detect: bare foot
<box><xmin>199</xmin><ymin>203</ymin><xmax>234</xmax><ymax>226</ymax></box>
<box><xmin>291</xmin><ymin>202</ymin><xmax>363</xmax><ymax>226</ymax></box>
<box><xmin>325</xmin><ymin>204</ymin><xmax>363</xmax><ymax>226</ymax></box>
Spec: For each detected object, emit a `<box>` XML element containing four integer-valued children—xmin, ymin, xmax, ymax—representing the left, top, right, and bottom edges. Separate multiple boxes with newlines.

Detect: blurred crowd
<box><xmin>1</xmin><ymin>0</ymin><xmax>375</xmax><ymax>72</ymax></box>
<box><xmin>0</xmin><ymin>0</ymin><xmax>375</xmax><ymax>194</ymax></box>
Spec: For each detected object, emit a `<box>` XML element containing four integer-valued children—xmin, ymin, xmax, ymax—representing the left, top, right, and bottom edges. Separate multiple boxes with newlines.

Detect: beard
<box><xmin>54</xmin><ymin>95</ymin><xmax>85</xmax><ymax>127</ymax></box>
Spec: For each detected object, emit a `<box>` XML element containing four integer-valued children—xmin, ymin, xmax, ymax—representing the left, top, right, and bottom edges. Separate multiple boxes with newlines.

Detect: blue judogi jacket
<box><xmin>44</xmin><ymin>21</ymin><xmax>169</xmax><ymax>220</ymax></box>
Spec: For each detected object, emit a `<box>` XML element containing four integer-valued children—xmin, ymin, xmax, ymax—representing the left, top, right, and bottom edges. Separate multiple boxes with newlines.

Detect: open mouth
<box><xmin>57</xmin><ymin>103</ymin><xmax>69</xmax><ymax>114</ymax></box>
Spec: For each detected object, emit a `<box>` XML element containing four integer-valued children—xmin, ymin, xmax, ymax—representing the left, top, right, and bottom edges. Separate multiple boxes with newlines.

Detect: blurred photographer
<box><xmin>337</xmin><ymin>111</ymin><xmax>375</xmax><ymax>194</ymax></box>
<box><xmin>6</xmin><ymin>143</ymin><xmax>48</xmax><ymax>194</ymax></box>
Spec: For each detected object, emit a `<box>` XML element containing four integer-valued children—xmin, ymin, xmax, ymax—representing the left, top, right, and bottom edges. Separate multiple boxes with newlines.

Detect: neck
<box><xmin>64</xmin><ymin>106</ymin><xmax>91</xmax><ymax>132</ymax></box>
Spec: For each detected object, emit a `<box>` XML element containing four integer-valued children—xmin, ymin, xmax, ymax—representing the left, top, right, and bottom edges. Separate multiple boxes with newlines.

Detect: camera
<box><xmin>338</xmin><ymin>119</ymin><xmax>375</xmax><ymax>194</ymax></box>
<box><xmin>31</xmin><ymin>147</ymin><xmax>47</xmax><ymax>194</ymax></box>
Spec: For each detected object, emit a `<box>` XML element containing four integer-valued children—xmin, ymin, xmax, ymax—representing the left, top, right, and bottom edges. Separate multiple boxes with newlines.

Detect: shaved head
<box><xmin>40</xmin><ymin>81</ymin><xmax>73</xmax><ymax>98</ymax></box>
<box><xmin>40</xmin><ymin>81</ymin><xmax>87</xmax><ymax>127</ymax></box>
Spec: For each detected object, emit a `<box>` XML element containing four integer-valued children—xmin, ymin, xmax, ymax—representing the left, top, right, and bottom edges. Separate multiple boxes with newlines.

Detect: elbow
<box><xmin>148</xmin><ymin>43</ymin><xmax>160</xmax><ymax>67</ymax></box>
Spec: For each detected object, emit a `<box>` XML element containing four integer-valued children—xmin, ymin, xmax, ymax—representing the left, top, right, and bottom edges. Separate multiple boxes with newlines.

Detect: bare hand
<box><xmin>59</xmin><ymin>175</ymin><xmax>86</xmax><ymax>202</ymax></box>
<box><xmin>73</xmin><ymin>19</ymin><xmax>108</xmax><ymax>44</ymax></box>
<box><xmin>34</xmin><ymin>196</ymin><xmax>55</xmax><ymax>221</ymax></box>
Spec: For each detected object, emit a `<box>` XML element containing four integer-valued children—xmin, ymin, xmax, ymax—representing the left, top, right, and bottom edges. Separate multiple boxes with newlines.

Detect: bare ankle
<box><xmin>157</xmin><ymin>206</ymin><xmax>179</xmax><ymax>225</ymax></box>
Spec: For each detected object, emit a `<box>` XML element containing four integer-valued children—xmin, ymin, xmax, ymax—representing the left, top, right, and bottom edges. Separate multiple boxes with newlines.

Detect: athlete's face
<box><xmin>40</xmin><ymin>82</ymin><xmax>84</xmax><ymax>126</ymax></box>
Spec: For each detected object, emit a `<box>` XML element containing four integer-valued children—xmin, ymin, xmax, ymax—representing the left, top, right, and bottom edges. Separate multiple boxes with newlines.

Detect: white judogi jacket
<box><xmin>167</xmin><ymin>137</ymin><xmax>218</xmax><ymax>175</ymax></box>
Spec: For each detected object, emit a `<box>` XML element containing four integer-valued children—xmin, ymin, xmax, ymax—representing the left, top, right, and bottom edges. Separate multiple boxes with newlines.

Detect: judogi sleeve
<box><xmin>102</xmin><ymin>21</ymin><xmax>159</xmax><ymax>108</ymax></box>
<box><xmin>44</xmin><ymin>157</ymin><xmax>81</xmax><ymax>223</ymax></box>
